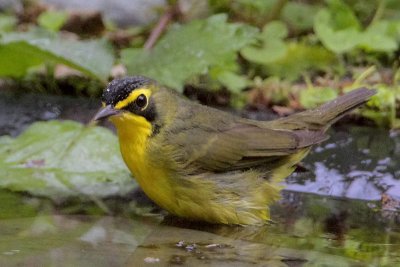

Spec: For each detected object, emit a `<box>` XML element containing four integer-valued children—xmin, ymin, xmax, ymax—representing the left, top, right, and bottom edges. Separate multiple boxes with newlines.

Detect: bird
<box><xmin>93</xmin><ymin>75</ymin><xmax>375</xmax><ymax>225</ymax></box>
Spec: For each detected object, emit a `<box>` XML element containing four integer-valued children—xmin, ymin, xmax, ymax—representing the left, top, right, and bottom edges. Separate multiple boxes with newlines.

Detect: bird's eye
<box><xmin>135</xmin><ymin>94</ymin><xmax>147</xmax><ymax>108</ymax></box>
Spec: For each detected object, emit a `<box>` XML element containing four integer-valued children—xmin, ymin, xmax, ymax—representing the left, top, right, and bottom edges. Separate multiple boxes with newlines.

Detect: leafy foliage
<box><xmin>37</xmin><ymin>10</ymin><xmax>68</xmax><ymax>32</ymax></box>
<box><xmin>281</xmin><ymin>2</ymin><xmax>320</xmax><ymax>32</ymax></box>
<box><xmin>263</xmin><ymin>43</ymin><xmax>337</xmax><ymax>81</ymax></box>
<box><xmin>300</xmin><ymin>87</ymin><xmax>338</xmax><ymax>109</ymax></box>
<box><xmin>212</xmin><ymin>70</ymin><xmax>251</xmax><ymax>93</ymax></box>
<box><xmin>0</xmin><ymin>14</ymin><xmax>16</xmax><ymax>32</ymax></box>
<box><xmin>0</xmin><ymin>0</ymin><xmax>399</xmax><ymax>125</ymax></box>
<box><xmin>122</xmin><ymin>14</ymin><xmax>258</xmax><ymax>91</ymax></box>
<box><xmin>314</xmin><ymin>0</ymin><xmax>399</xmax><ymax>53</ymax></box>
<box><xmin>241</xmin><ymin>21</ymin><xmax>288</xmax><ymax>65</ymax></box>
<box><xmin>0</xmin><ymin>29</ymin><xmax>114</xmax><ymax>81</ymax></box>
<box><xmin>0</xmin><ymin>121</ymin><xmax>135</xmax><ymax>200</ymax></box>
<box><xmin>357</xmin><ymin>84</ymin><xmax>400</xmax><ymax>128</ymax></box>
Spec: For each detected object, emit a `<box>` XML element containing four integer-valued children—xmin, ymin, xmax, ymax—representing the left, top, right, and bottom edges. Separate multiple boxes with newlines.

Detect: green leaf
<box><xmin>0</xmin><ymin>44</ymin><xmax>49</xmax><ymax>77</ymax></box>
<box><xmin>121</xmin><ymin>14</ymin><xmax>258</xmax><ymax>91</ymax></box>
<box><xmin>359</xmin><ymin>21</ymin><xmax>398</xmax><ymax>52</ymax></box>
<box><xmin>314</xmin><ymin>9</ymin><xmax>361</xmax><ymax>53</ymax></box>
<box><xmin>282</xmin><ymin>2</ymin><xmax>319</xmax><ymax>32</ymax></box>
<box><xmin>241</xmin><ymin>44</ymin><xmax>286</xmax><ymax>64</ymax></box>
<box><xmin>0</xmin><ymin>191</ymin><xmax>38</xmax><ymax>219</ymax></box>
<box><xmin>300</xmin><ymin>87</ymin><xmax>338</xmax><ymax>109</ymax></box>
<box><xmin>215</xmin><ymin>71</ymin><xmax>251</xmax><ymax>93</ymax></box>
<box><xmin>0</xmin><ymin>121</ymin><xmax>135</xmax><ymax>200</ymax></box>
<box><xmin>265</xmin><ymin>43</ymin><xmax>337</xmax><ymax>80</ymax></box>
<box><xmin>0</xmin><ymin>29</ymin><xmax>114</xmax><ymax>80</ymax></box>
<box><xmin>234</xmin><ymin>0</ymin><xmax>276</xmax><ymax>13</ymax></box>
<box><xmin>241</xmin><ymin>21</ymin><xmax>288</xmax><ymax>64</ymax></box>
<box><xmin>325</xmin><ymin>0</ymin><xmax>361</xmax><ymax>30</ymax></box>
<box><xmin>314</xmin><ymin>0</ymin><xmax>398</xmax><ymax>54</ymax></box>
<box><xmin>359</xmin><ymin>85</ymin><xmax>398</xmax><ymax>127</ymax></box>
<box><xmin>242</xmin><ymin>20</ymin><xmax>337</xmax><ymax>80</ymax></box>
<box><xmin>0</xmin><ymin>14</ymin><xmax>16</xmax><ymax>32</ymax></box>
<box><xmin>260</xmin><ymin>21</ymin><xmax>288</xmax><ymax>40</ymax></box>
<box><xmin>37</xmin><ymin>10</ymin><xmax>68</xmax><ymax>32</ymax></box>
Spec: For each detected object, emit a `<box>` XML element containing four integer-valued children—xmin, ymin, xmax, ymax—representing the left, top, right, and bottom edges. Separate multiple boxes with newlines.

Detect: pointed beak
<box><xmin>93</xmin><ymin>105</ymin><xmax>121</xmax><ymax>121</ymax></box>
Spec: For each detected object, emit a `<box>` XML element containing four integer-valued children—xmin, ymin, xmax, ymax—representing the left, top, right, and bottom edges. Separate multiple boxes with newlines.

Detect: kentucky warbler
<box><xmin>94</xmin><ymin>76</ymin><xmax>375</xmax><ymax>225</ymax></box>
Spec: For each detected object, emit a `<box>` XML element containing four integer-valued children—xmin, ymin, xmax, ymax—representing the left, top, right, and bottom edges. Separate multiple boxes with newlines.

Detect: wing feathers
<box><xmin>167</xmin><ymin>119</ymin><xmax>319</xmax><ymax>172</ymax></box>
<box><xmin>159</xmin><ymin>88</ymin><xmax>375</xmax><ymax>173</ymax></box>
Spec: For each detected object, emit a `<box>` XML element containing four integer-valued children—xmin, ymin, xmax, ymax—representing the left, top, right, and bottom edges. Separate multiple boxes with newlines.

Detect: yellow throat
<box><xmin>110</xmin><ymin>107</ymin><xmax>177</xmax><ymax>212</ymax></box>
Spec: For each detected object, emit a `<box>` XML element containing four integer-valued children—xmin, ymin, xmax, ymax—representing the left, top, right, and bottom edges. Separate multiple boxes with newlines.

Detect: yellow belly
<box><xmin>117</xmin><ymin>130</ymin><xmax>271</xmax><ymax>224</ymax></box>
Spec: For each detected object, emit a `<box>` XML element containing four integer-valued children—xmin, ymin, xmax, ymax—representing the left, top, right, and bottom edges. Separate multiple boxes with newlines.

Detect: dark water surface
<box><xmin>0</xmin><ymin>92</ymin><xmax>399</xmax><ymax>266</ymax></box>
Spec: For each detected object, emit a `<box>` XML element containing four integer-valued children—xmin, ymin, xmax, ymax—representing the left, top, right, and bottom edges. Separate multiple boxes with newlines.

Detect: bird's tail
<box><xmin>270</xmin><ymin>88</ymin><xmax>376</xmax><ymax>131</ymax></box>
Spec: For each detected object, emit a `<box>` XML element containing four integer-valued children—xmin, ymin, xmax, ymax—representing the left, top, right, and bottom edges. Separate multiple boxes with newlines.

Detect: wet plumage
<box><xmin>94</xmin><ymin>76</ymin><xmax>375</xmax><ymax>225</ymax></box>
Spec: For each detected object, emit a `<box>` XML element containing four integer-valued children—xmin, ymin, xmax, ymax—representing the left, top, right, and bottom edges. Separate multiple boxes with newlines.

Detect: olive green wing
<box><xmin>158</xmin><ymin>87</ymin><xmax>375</xmax><ymax>173</ymax></box>
<box><xmin>166</xmin><ymin>119</ymin><xmax>326</xmax><ymax>172</ymax></box>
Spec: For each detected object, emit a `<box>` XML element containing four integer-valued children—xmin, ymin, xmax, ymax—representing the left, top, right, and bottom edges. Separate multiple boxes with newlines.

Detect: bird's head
<box><xmin>93</xmin><ymin>76</ymin><xmax>159</xmax><ymax>126</ymax></box>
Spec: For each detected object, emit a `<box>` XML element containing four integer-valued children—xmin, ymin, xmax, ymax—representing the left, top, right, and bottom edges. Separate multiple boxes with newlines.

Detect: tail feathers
<box><xmin>271</xmin><ymin>88</ymin><xmax>376</xmax><ymax>131</ymax></box>
<box><xmin>314</xmin><ymin>87</ymin><xmax>376</xmax><ymax>127</ymax></box>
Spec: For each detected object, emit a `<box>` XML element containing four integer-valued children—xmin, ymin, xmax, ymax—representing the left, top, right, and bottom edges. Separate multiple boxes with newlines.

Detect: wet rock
<box><xmin>0</xmin><ymin>0</ymin><xmax>23</xmax><ymax>12</ymax></box>
<box><xmin>61</xmin><ymin>10</ymin><xmax>105</xmax><ymax>36</ymax></box>
<box><xmin>0</xmin><ymin>91</ymin><xmax>100</xmax><ymax>136</ymax></box>
<box><xmin>42</xmin><ymin>0</ymin><xmax>166</xmax><ymax>27</ymax></box>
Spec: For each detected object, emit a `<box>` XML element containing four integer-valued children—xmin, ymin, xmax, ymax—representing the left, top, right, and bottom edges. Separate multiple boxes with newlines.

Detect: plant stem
<box><xmin>144</xmin><ymin>7</ymin><xmax>176</xmax><ymax>50</ymax></box>
<box><xmin>353</xmin><ymin>65</ymin><xmax>376</xmax><ymax>87</ymax></box>
<box><xmin>370</xmin><ymin>0</ymin><xmax>386</xmax><ymax>26</ymax></box>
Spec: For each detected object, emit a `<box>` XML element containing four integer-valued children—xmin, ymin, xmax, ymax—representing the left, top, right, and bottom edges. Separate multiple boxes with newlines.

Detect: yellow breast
<box><xmin>110</xmin><ymin>113</ymin><xmax>177</xmax><ymax>211</ymax></box>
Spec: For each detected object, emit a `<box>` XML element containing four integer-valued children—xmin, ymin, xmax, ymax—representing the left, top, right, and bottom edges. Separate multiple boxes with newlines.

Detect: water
<box><xmin>286</xmin><ymin>125</ymin><xmax>400</xmax><ymax>201</ymax></box>
<box><xmin>0</xmin><ymin>92</ymin><xmax>399</xmax><ymax>266</ymax></box>
<box><xmin>1</xmin><ymin>190</ymin><xmax>398</xmax><ymax>266</ymax></box>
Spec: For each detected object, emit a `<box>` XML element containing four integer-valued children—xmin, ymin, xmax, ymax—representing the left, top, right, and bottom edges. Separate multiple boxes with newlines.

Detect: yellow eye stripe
<box><xmin>114</xmin><ymin>88</ymin><xmax>152</xmax><ymax>110</ymax></box>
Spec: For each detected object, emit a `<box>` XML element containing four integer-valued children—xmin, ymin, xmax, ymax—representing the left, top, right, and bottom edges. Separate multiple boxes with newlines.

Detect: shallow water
<box><xmin>1</xmin><ymin>189</ymin><xmax>398</xmax><ymax>266</ymax></box>
<box><xmin>286</xmin><ymin>125</ymin><xmax>400</xmax><ymax>201</ymax></box>
<box><xmin>0</xmin><ymin>92</ymin><xmax>399</xmax><ymax>266</ymax></box>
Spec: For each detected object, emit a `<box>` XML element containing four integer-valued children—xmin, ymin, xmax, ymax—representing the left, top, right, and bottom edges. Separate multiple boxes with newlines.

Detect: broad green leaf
<box><xmin>215</xmin><ymin>71</ymin><xmax>251</xmax><ymax>93</ymax></box>
<box><xmin>387</xmin><ymin>20</ymin><xmax>400</xmax><ymax>41</ymax></box>
<box><xmin>300</xmin><ymin>87</ymin><xmax>338</xmax><ymax>109</ymax></box>
<box><xmin>282</xmin><ymin>2</ymin><xmax>320</xmax><ymax>32</ymax></box>
<box><xmin>314</xmin><ymin>0</ymin><xmax>398</xmax><ymax>54</ymax></box>
<box><xmin>0</xmin><ymin>29</ymin><xmax>114</xmax><ymax>80</ymax></box>
<box><xmin>314</xmin><ymin>0</ymin><xmax>361</xmax><ymax>53</ymax></box>
<box><xmin>241</xmin><ymin>44</ymin><xmax>287</xmax><ymax>64</ymax></box>
<box><xmin>265</xmin><ymin>43</ymin><xmax>337</xmax><ymax>80</ymax></box>
<box><xmin>314</xmin><ymin>9</ymin><xmax>361</xmax><ymax>53</ymax></box>
<box><xmin>37</xmin><ymin>10</ymin><xmax>68</xmax><ymax>32</ymax></box>
<box><xmin>325</xmin><ymin>0</ymin><xmax>361</xmax><ymax>30</ymax></box>
<box><xmin>121</xmin><ymin>14</ymin><xmax>258</xmax><ymax>91</ymax></box>
<box><xmin>241</xmin><ymin>21</ymin><xmax>288</xmax><ymax>64</ymax></box>
<box><xmin>0</xmin><ymin>14</ymin><xmax>16</xmax><ymax>32</ymax></box>
<box><xmin>0</xmin><ymin>120</ymin><xmax>135</xmax><ymax>200</ymax></box>
<box><xmin>259</xmin><ymin>21</ymin><xmax>288</xmax><ymax>40</ymax></box>
<box><xmin>359</xmin><ymin>21</ymin><xmax>398</xmax><ymax>52</ymax></box>
<box><xmin>0</xmin><ymin>44</ymin><xmax>48</xmax><ymax>77</ymax></box>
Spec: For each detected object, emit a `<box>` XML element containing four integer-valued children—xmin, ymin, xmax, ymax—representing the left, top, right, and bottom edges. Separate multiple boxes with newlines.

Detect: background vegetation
<box><xmin>0</xmin><ymin>0</ymin><xmax>399</xmax><ymax>127</ymax></box>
